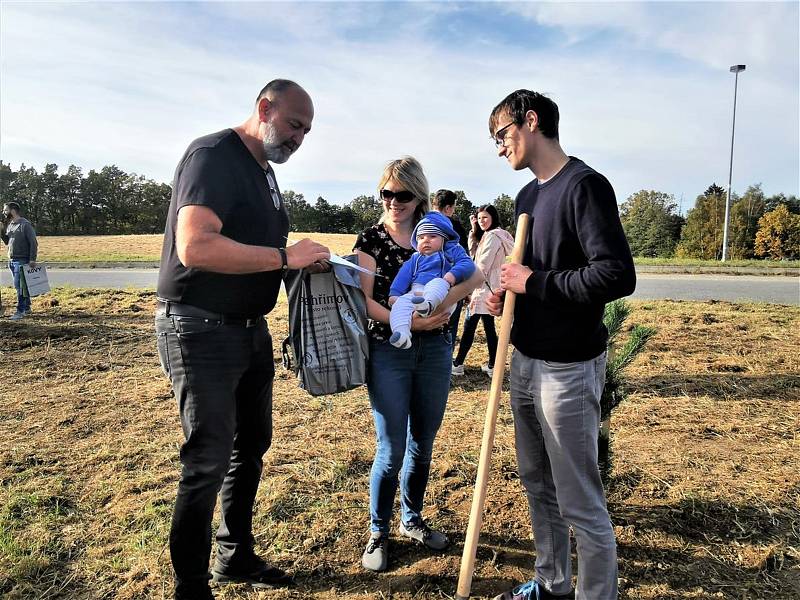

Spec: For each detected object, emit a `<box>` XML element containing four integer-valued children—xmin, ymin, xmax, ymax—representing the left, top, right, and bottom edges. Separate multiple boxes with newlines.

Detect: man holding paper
<box><xmin>1</xmin><ymin>201</ymin><xmax>38</xmax><ymax>320</ymax></box>
<box><xmin>155</xmin><ymin>79</ymin><xmax>329</xmax><ymax>600</ymax></box>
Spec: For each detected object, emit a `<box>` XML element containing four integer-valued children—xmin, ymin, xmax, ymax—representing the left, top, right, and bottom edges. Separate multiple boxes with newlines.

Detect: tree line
<box><xmin>0</xmin><ymin>162</ymin><xmax>172</xmax><ymax>235</ymax></box>
<box><xmin>1</xmin><ymin>161</ymin><xmax>798</xmax><ymax>259</ymax></box>
<box><xmin>620</xmin><ymin>185</ymin><xmax>800</xmax><ymax>260</ymax></box>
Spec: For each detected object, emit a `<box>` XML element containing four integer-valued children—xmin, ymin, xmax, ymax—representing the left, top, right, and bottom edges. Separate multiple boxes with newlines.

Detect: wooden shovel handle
<box><xmin>455</xmin><ymin>212</ymin><xmax>530</xmax><ymax>600</ymax></box>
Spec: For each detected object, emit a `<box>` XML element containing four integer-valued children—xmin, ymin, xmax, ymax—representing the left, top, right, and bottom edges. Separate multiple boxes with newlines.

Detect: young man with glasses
<box><xmin>156</xmin><ymin>79</ymin><xmax>330</xmax><ymax>600</ymax></box>
<box><xmin>485</xmin><ymin>90</ymin><xmax>636</xmax><ymax>600</ymax></box>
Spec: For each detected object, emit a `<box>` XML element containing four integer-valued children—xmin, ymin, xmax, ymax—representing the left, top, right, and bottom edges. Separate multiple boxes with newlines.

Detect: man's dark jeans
<box><xmin>155</xmin><ymin>311</ymin><xmax>274</xmax><ymax>592</ymax></box>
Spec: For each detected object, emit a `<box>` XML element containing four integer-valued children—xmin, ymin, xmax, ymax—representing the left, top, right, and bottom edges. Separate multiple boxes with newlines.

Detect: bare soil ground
<box><xmin>1</xmin><ymin>291</ymin><xmax>798</xmax><ymax>599</ymax></box>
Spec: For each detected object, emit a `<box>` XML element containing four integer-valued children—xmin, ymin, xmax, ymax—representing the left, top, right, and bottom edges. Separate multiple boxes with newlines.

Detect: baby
<box><xmin>388</xmin><ymin>211</ymin><xmax>475</xmax><ymax>349</ymax></box>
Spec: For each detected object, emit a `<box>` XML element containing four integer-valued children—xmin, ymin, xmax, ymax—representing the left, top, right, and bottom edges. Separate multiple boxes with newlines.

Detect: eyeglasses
<box><xmin>492</xmin><ymin>121</ymin><xmax>517</xmax><ymax>148</ymax></box>
<box><xmin>264</xmin><ymin>170</ymin><xmax>281</xmax><ymax>209</ymax></box>
<box><xmin>380</xmin><ymin>189</ymin><xmax>416</xmax><ymax>203</ymax></box>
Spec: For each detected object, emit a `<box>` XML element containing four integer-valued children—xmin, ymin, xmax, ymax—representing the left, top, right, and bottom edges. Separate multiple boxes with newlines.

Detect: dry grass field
<box><xmin>38</xmin><ymin>234</ymin><xmax>357</xmax><ymax>263</ymax></box>
<box><xmin>34</xmin><ymin>234</ymin><xmax>800</xmax><ymax>270</ymax></box>
<box><xmin>1</xmin><ymin>290</ymin><xmax>798</xmax><ymax>600</ymax></box>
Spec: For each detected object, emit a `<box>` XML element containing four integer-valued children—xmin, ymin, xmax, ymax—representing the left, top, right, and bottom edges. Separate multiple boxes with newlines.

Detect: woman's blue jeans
<box><xmin>367</xmin><ymin>332</ymin><xmax>452</xmax><ymax>533</ymax></box>
<box><xmin>9</xmin><ymin>260</ymin><xmax>31</xmax><ymax>314</ymax></box>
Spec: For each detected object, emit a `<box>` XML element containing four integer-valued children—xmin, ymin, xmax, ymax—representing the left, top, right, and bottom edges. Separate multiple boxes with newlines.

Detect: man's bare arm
<box><xmin>176</xmin><ymin>205</ymin><xmax>329</xmax><ymax>273</ymax></box>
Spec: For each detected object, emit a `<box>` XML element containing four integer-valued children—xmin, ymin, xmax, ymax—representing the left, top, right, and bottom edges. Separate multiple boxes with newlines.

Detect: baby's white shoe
<box><xmin>412</xmin><ymin>296</ymin><xmax>434</xmax><ymax>317</ymax></box>
<box><xmin>389</xmin><ymin>331</ymin><xmax>412</xmax><ymax>349</ymax></box>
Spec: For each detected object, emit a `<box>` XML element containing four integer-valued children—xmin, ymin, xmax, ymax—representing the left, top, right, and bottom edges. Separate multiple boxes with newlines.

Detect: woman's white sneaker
<box><xmin>451</xmin><ymin>363</ymin><xmax>465</xmax><ymax>376</ymax></box>
<box><xmin>399</xmin><ymin>520</ymin><xmax>449</xmax><ymax>551</ymax></box>
<box><xmin>361</xmin><ymin>532</ymin><xmax>389</xmax><ymax>571</ymax></box>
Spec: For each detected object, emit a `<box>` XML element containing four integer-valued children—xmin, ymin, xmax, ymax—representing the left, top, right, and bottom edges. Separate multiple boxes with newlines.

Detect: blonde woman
<box><xmin>354</xmin><ymin>157</ymin><xmax>481</xmax><ymax>571</ymax></box>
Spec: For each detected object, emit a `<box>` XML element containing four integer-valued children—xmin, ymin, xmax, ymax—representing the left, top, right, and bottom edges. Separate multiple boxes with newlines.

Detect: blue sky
<box><xmin>1</xmin><ymin>1</ymin><xmax>798</xmax><ymax>213</ymax></box>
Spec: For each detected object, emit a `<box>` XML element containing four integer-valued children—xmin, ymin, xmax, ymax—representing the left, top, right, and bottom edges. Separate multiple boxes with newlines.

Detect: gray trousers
<box><xmin>510</xmin><ymin>349</ymin><xmax>617</xmax><ymax>600</ymax></box>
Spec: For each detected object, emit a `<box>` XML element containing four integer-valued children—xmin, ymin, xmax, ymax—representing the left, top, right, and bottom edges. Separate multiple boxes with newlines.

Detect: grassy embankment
<box><xmin>35</xmin><ymin>234</ymin><xmax>800</xmax><ymax>269</ymax></box>
<box><xmin>1</xmin><ymin>290</ymin><xmax>798</xmax><ymax>599</ymax></box>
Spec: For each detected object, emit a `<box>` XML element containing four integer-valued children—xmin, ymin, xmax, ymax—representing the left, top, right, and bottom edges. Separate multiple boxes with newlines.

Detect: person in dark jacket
<box><xmin>486</xmin><ymin>90</ymin><xmax>636</xmax><ymax>600</ymax></box>
<box><xmin>1</xmin><ymin>202</ymin><xmax>38</xmax><ymax>320</ymax></box>
<box><xmin>431</xmin><ymin>189</ymin><xmax>469</xmax><ymax>352</ymax></box>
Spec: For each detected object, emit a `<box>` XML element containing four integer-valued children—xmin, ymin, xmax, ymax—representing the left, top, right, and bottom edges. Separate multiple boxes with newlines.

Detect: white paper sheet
<box><xmin>327</xmin><ymin>253</ymin><xmax>376</xmax><ymax>276</ymax></box>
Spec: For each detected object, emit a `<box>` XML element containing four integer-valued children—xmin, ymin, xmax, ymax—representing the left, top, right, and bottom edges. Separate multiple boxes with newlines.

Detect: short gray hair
<box><xmin>255</xmin><ymin>79</ymin><xmax>301</xmax><ymax>104</ymax></box>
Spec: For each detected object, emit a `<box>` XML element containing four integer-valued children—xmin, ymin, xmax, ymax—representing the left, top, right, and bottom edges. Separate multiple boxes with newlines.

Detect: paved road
<box><xmin>5</xmin><ymin>269</ymin><xmax>797</xmax><ymax>305</ymax></box>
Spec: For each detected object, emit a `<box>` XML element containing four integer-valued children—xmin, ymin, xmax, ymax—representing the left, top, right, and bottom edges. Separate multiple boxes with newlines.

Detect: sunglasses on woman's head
<box><xmin>380</xmin><ymin>189</ymin><xmax>416</xmax><ymax>203</ymax></box>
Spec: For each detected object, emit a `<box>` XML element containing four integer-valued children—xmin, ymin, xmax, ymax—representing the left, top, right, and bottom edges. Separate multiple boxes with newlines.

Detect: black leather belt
<box><xmin>156</xmin><ymin>299</ymin><xmax>263</xmax><ymax>328</ymax></box>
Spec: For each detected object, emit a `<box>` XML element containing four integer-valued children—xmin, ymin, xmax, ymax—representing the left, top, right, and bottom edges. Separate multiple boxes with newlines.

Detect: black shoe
<box><xmin>211</xmin><ymin>555</ymin><xmax>293</xmax><ymax>589</ymax></box>
<box><xmin>493</xmin><ymin>580</ymin><xmax>575</xmax><ymax>600</ymax></box>
<box><xmin>174</xmin><ymin>581</ymin><xmax>215</xmax><ymax>600</ymax></box>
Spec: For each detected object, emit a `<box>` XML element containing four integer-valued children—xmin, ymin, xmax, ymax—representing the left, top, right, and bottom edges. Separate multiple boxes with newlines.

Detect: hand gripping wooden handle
<box><xmin>455</xmin><ymin>212</ymin><xmax>530</xmax><ymax>600</ymax></box>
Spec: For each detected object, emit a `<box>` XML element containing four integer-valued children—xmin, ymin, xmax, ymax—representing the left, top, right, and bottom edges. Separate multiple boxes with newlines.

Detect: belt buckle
<box><xmin>245</xmin><ymin>317</ymin><xmax>259</xmax><ymax>328</ymax></box>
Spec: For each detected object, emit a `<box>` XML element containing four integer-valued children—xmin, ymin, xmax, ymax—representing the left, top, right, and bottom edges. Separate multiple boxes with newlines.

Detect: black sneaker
<box><xmin>493</xmin><ymin>580</ymin><xmax>574</xmax><ymax>600</ymax></box>
<box><xmin>211</xmin><ymin>554</ymin><xmax>292</xmax><ymax>589</ymax></box>
<box><xmin>174</xmin><ymin>582</ymin><xmax>215</xmax><ymax>600</ymax></box>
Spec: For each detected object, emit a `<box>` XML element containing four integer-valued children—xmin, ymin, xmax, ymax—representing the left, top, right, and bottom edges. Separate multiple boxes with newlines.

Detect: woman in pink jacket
<box><xmin>452</xmin><ymin>205</ymin><xmax>514</xmax><ymax>377</ymax></box>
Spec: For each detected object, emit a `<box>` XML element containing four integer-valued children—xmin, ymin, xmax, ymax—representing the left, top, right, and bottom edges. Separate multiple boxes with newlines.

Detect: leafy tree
<box><xmin>620</xmin><ymin>190</ymin><xmax>683</xmax><ymax>257</ymax></box>
<box><xmin>138</xmin><ymin>179</ymin><xmax>171</xmax><ymax>233</ymax></box>
<box><xmin>0</xmin><ymin>161</ymin><xmax>15</xmax><ymax>197</ymax></box>
<box><xmin>675</xmin><ymin>184</ymin><xmax>727</xmax><ymax>259</ymax></box>
<box><xmin>754</xmin><ymin>204</ymin><xmax>800</xmax><ymax>260</ymax></box>
<box><xmin>726</xmin><ymin>184</ymin><xmax>767</xmax><ymax>259</ymax></box>
<box><xmin>493</xmin><ymin>193</ymin><xmax>515</xmax><ymax>233</ymax></box>
<box><xmin>311</xmin><ymin>196</ymin><xmax>340</xmax><ymax>233</ymax></box>
<box><xmin>7</xmin><ymin>165</ymin><xmax>45</xmax><ymax>227</ymax></box>
<box><xmin>55</xmin><ymin>165</ymin><xmax>84</xmax><ymax>234</ymax></box>
<box><xmin>451</xmin><ymin>190</ymin><xmax>473</xmax><ymax>228</ymax></box>
<box><xmin>765</xmin><ymin>193</ymin><xmax>800</xmax><ymax>214</ymax></box>
<box><xmin>348</xmin><ymin>194</ymin><xmax>383</xmax><ymax>232</ymax></box>
<box><xmin>282</xmin><ymin>190</ymin><xmax>314</xmax><ymax>232</ymax></box>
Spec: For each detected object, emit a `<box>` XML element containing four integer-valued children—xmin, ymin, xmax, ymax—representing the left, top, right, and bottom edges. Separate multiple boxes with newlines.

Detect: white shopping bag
<box><xmin>22</xmin><ymin>264</ymin><xmax>50</xmax><ymax>297</ymax></box>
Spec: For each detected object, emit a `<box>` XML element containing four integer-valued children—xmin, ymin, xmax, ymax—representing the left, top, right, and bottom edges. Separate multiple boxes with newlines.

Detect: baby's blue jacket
<box><xmin>389</xmin><ymin>242</ymin><xmax>475</xmax><ymax>297</ymax></box>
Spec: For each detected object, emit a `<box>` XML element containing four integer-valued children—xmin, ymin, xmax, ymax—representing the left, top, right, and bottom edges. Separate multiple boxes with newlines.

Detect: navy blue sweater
<box><xmin>513</xmin><ymin>157</ymin><xmax>636</xmax><ymax>362</ymax></box>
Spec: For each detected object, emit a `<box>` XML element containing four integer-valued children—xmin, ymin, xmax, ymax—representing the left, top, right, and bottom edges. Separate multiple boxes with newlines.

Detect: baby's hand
<box><xmin>443</xmin><ymin>272</ymin><xmax>456</xmax><ymax>286</ymax></box>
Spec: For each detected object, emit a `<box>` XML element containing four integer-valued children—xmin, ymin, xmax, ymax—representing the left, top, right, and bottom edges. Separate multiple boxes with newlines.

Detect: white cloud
<box><xmin>1</xmin><ymin>1</ymin><xmax>797</xmax><ymax>212</ymax></box>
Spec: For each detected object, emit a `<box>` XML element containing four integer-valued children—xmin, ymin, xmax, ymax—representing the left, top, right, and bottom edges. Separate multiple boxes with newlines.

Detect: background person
<box><xmin>155</xmin><ymin>79</ymin><xmax>329</xmax><ymax>600</ymax></box>
<box><xmin>354</xmin><ymin>157</ymin><xmax>481</xmax><ymax>572</ymax></box>
<box><xmin>467</xmin><ymin>211</ymin><xmax>482</xmax><ymax>258</ymax></box>
<box><xmin>1</xmin><ymin>202</ymin><xmax>38</xmax><ymax>321</ymax></box>
<box><xmin>451</xmin><ymin>205</ymin><xmax>513</xmax><ymax>378</ymax></box>
<box><xmin>486</xmin><ymin>89</ymin><xmax>635</xmax><ymax>600</ymax></box>
<box><xmin>431</xmin><ymin>189</ymin><xmax>469</xmax><ymax>352</ymax></box>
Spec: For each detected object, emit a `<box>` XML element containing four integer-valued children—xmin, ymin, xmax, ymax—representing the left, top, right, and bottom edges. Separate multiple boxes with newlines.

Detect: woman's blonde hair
<box><xmin>377</xmin><ymin>156</ymin><xmax>430</xmax><ymax>224</ymax></box>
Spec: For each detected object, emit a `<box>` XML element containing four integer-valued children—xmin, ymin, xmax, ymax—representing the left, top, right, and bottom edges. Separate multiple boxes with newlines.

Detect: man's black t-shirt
<box><xmin>513</xmin><ymin>157</ymin><xmax>636</xmax><ymax>362</ymax></box>
<box><xmin>157</xmin><ymin>129</ymin><xmax>290</xmax><ymax>316</ymax></box>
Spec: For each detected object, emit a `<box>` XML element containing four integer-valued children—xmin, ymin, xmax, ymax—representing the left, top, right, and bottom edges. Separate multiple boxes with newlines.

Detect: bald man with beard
<box><xmin>155</xmin><ymin>79</ymin><xmax>329</xmax><ymax>600</ymax></box>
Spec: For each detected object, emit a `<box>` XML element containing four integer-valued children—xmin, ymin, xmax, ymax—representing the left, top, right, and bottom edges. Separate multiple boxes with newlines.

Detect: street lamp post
<box><xmin>722</xmin><ymin>64</ymin><xmax>746</xmax><ymax>262</ymax></box>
